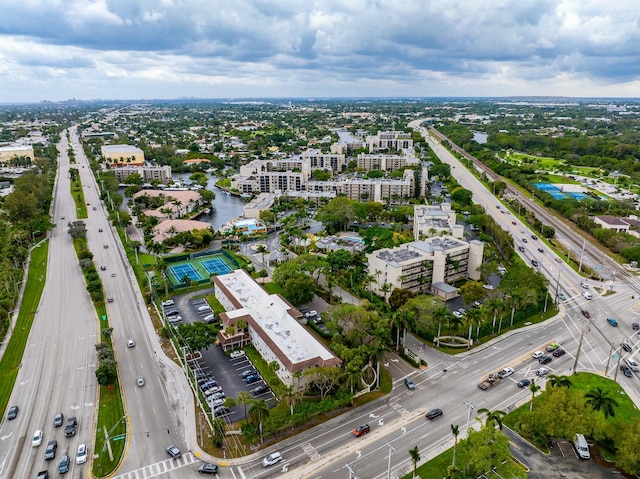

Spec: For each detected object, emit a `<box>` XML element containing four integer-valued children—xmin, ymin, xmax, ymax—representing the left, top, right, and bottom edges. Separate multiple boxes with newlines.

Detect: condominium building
<box><xmin>356</xmin><ymin>153</ymin><xmax>419</xmax><ymax>172</ymax></box>
<box><xmin>336</xmin><ymin>169</ymin><xmax>416</xmax><ymax>203</ymax></box>
<box><xmin>113</xmin><ymin>165</ymin><xmax>172</xmax><ymax>184</ymax></box>
<box><xmin>414</xmin><ymin>203</ymin><xmax>464</xmax><ymax>240</ymax></box>
<box><xmin>366</xmin><ymin>131</ymin><xmax>413</xmax><ymax>153</ymax></box>
<box><xmin>366</xmin><ymin>237</ymin><xmax>484</xmax><ymax>300</ymax></box>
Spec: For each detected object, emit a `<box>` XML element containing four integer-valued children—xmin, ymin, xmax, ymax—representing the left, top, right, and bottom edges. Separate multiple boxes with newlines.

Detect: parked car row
<box><xmin>232</xmin><ymin>351</ymin><xmax>273</xmax><ymax>399</ymax></box>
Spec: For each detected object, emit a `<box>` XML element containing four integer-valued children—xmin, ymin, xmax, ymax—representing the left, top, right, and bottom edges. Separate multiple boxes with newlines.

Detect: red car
<box><xmin>581</xmin><ymin>310</ymin><xmax>590</xmax><ymax>318</ymax></box>
<box><xmin>353</xmin><ymin>424</ymin><xmax>370</xmax><ymax>437</ymax></box>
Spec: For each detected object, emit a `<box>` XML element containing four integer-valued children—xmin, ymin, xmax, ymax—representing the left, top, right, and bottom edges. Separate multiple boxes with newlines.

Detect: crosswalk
<box><xmin>110</xmin><ymin>452</ymin><xmax>198</xmax><ymax>479</ymax></box>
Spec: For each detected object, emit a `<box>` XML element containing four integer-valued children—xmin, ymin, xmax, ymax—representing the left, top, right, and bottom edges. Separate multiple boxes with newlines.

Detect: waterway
<box><xmin>173</xmin><ymin>172</ymin><xmax>246</xmax><ymax>232</ymax></box>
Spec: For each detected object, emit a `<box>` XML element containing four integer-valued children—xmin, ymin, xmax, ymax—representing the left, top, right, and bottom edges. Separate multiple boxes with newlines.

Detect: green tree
<box><xmin>408</xmin><ymin>445</ymin><xmax>420</xmax><ymax>478</ymax></box>
<box><xmin>95</xmin><ymin>364</ymin><xmax>117</xmax><ymax>386</ymax></box>
<box><xmin>450</xmin><ymin>424</ymin><xmax>459</xmax><ymax>467</ymax></box>
<box><xmin>236</xmin><ymin>391</ymin><xmax>252</xmax><ymax>423</ymax></box>
<box><xmin>547</xmin><ymin>374</ymin><xmax>572</xmax><ymax>388</ymax></box>
<box><xmin>477</xmin><ymin>408</ymin><xmax>505</xmax><ymax>430</ymax></box>
<box><xmin>584</xmin><ymin>387</ymin><xmax>618</xmax><ymax>419</ymax></box>
<box><xmin>175</xmin><ymin>322</ymin><xmax>219</xmax><ymax>351</ymax></box>
<box><xmin>529</xmin><ymin>378</ymin><xmax>541</xmax><ymax>411</ymax></box>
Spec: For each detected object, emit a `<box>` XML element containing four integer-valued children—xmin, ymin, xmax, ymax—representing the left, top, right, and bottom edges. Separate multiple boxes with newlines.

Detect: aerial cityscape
<box><xmin>0</xmin><ymin>2</ymin><xmax>639</xmax><ymax>479</ymax></box>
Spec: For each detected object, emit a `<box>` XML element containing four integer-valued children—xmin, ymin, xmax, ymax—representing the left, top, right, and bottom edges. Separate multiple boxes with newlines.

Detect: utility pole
<box><xmin>572</xmin><ymin>320</ymin><xmax>588</xmax><ymax>375</ymax></box>
<box><xmin>578</xmin><ymin>239</ymin><xmax>586</xmax><ymax>274</ymax></box>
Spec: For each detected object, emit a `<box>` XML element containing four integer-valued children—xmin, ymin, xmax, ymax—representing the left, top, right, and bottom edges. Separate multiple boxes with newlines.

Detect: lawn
<box><xmin>71</xmin><ymin>177</ymin><xmax>88</xmax><ymax>219</ymax></box>
<box><xmin>0</xmin><ymin>242</ymin><xmax>49</xmax><ymax>417</ymax></box>
<box><xmin>92</xmin><ymin>383</ymin><xmax>127</xmax><ymax>477</ymax></box>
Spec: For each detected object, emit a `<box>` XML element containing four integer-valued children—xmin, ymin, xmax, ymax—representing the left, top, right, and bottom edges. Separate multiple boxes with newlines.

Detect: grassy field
<box><xmin>0</xmin><ymin>242</ymin><xmax>49</xmax><ymax>417</ymax></box>
<box><xmin>71</xmin><ymin>177</ymin><xmax>88</xmax><ymax>219</ymax></box>
<box><xmin>92</xmin><ymin>383</ymin><xmax>127</xmax><ymax>477</ymax></box>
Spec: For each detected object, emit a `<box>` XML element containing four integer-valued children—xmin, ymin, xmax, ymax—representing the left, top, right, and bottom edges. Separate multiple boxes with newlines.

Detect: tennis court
<box><xmin>200</xmin><ymin>258</ymin><xmax>233</xmax><ymax>275</ymax></box>
<box><xmin>169</xmin><ymin>263</ymin><xmax>202</xmax><ymax>282</ymax></box>
<box><xmin>533</xmin><ymin>182</ymin><xmax>582</xmax><ymax>200</ymax></box>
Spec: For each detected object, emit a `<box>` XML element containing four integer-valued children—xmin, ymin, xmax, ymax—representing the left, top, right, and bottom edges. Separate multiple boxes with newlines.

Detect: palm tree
<box><xmin>236</xmin><ymin>391</ymin><xmax>252</xmax><ymax>422</ymax></box>
<box><xmin>529</xmin><ymin>379</ymin><xmax>541</xmax><ymax>411</ymax></box>
<box><xmin>450</xmin><ymin>424</ymin><xmax>459</xmax><ymax>467</ymax></box>
<box><xmin>433</xmin><ymin>306</ymin><xmax>449</xmax><ymax>347</ymax></box>
<box><xmin>256</xmin><ymin>244</ymin><xmax>268</xmax><ymax>265</ymax></box>
<box><xmin>477</xmin><ymin>408</ymin><xmax>506</xmax><ymax>430</ymax></box>
<box><xmin>408</xmin><ymin>446</ymin><xmax>420</xmax><ymax>478</ymax></box>
<box><xmin>464</xmin><ymin>308</ymin><xmax>482</xmax><ymax>348</ymax></box>
<box><xmin>585</xmin><ymin>387</ymin><xmax>619</xmax><ymax>418</ymax></box>
<box><xmin>547</xmin><ymin>374</ymin><xmax>572</xmax><ymax>388</ymax></box>
<box><xmin>248</xmin><ymin>399</ymin><xmax>270</xmax><ymax>442</ymax></box>
<box><xmin>484</xmin><ymin>297</ymin><xmax>505</xmax><ymax>333</ymax></box>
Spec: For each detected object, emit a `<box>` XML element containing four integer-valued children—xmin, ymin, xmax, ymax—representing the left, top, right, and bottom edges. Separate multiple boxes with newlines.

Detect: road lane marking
<box><xmin>110</xmin><ymin>452</ymin><xmax>197</xmax><ymax>479</ymax></box>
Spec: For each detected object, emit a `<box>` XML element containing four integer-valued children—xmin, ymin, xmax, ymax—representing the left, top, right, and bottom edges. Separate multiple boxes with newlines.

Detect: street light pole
<box><xmin>464</xmin><ymin>400</ymin><xmax>474</xmax><ymax>437</ymax></box>
<box><xmin>572</xmin><ymin>319</ymin><xmax>588</xmax><ymax>375</ymax></box>
<box><xmin>386</xmin><ymin>443</ymin><xmax>396</xmax><ymax>479</ymax></box>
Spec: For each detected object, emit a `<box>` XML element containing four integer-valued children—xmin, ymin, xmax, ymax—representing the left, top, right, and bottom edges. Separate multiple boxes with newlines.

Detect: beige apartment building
<box><xmin>414</xmin><ymin>203</ymin><xmax>464</xmax><ymax>239</ymax></box>
<box><xmin>113</xmin><ymin>165</ymin><xmax>172</xmax><ymax>184</ymax></box>
<box><xmin>356</xmin><ymin>153</ymin><xmax>419</xmax><ymax>171</ymax></box>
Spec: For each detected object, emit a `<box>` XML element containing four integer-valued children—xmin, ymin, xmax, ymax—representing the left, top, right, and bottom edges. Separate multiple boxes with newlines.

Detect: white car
<box><xmin>76</xmin><ymin>443</ymin><xmax>88</xmax><ymax>464</ymax></box>
<box><xmin>304</xmin><ymin>310</ymin><xmax>318</xmax><ymax>318</ymax></box>
<box><xmin>498</xmin><ymin>367</ymin><xmax>514</xmax><ymax>379</ymax></box>
<box><xmin>127</xmin><ymin>339</ymin><xmax>135</xmax><ymax>348</ymax></box>
<box><xmin>452</xmin><ymin>311</ymin><xmax>463</xmax><ymax>318</ymax></box>
<box><xmin>32</xmin><ymin>429</ymin><xmax>43</xmax><ymax>447</ymax></box>
<box><xmin>625</xmin><ymin>358</ymin><xmax>639</xmax><ymax>372</ymax></box>
<box><xmin>136</xmin><ymin>377</ymin><xmax>145</xmax><ymax>387</ymax></box>
<box><xmin>208</xmin><ymin>398</ymin><xmax>225</xmax><ymax>408</ymax></box>
<box><xmin>162</xmin><ymin>300</ymin><xmax>175</xmax><ymax>307</ymax></box>
<box><xmin>230</xmin><ymin>350</ymin><xmax>245</xmax><ymax>359</ymax></box>
<box><xmin>482</xmin><ymin>284</ymin><xmax>494</xmax><ymax>290</ymax></box>
<box><xmin>262</xmin><ymin>451</ymin><xmax>283</xmax><ymax>467</ymax></box>
<box><xmin>532</xmin><ymin>351</ymin><xmax>544</xmax><ymax>359</ymax></box>
<box><xmin>536</xmin><ymin>367</ymin><xmax>549</xmax><ymax>376</ymax></box>
<box><xmin>580</xmin><ymin>281</ymin><xmax>589</xmax><ymax>289</ymax></box>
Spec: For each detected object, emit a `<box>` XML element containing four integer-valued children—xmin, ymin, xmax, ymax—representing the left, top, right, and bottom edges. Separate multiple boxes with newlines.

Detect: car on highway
<box><xmin>32</xmin><ymin>429</ymin><xmax>43</xmax><ymax>447</ymax></box>
<box><xmin>633</xmin><ymin>323</ymin><xmax>640</xmax><ymax>331</ymax></box>
<box><xmin>53</xmin><ymin>413</ymin><xmax>63</xmax><ymax>427</ymax></box>
<box><xmin>166</xmin><ymin>445</ymin><xmax>181</xmax><ymax>459</ymax></box>
<box><xmin>107</xmin><ymin>297</ymin><xmax>113</xmax><ymax>303</ymax></box>
<box><xmin>518</xmin><ymin>246</ymin><xmax>525</xmax><ymax>252</ymax></box>
<box><xmin>621</xmin><ymin>342</ymin><xmax>632</xmax><ymax>353</ymax></box>
<box><xmin>58</xmin><ymin>455</ymin><xmax>70</xmax><ymax>474</ymax></box>
<box><xmin>531</xmin><ymin>235</ymin><xmax>538</xmax><ymax>240</ymax></box>
<box><xmin>7</xmin><ymin>405</ymin><xmax>18</xmax><ymax>420</ymax></box>
<box><xmin>198</xmin><ymin>463</ymin><xmax>219</xmax><ymax>474</ymax></box>
<box><xmin>100</xmin><ymin>265</ymin><xmax>106</xmax><ymax>271</ymax></box>
<box><xmin>36</xmin><ymin>471</ymin><xmax>48</xmax><ymax>479</ymax></box>
<box><xmin>98</xmin><ymin>228</ymin><xmax>103</xmax><ymax>232</ymax></box>
<box><xmin>44</xmin><ymin>440</ymin><xmax>57</xmax><ymax>460</ymax></box>
<box><xmin>558</xmin><ymin>293</ymin><xmax>566</xmax><ymax>302</ymax></box>
<box><xmin>536</xmin><ymin>367</ymin><xmax>549</xmax><ymax>376</ymax></box>
<box><xmin>110</xmin><ymin>272</ymin><xmax>116</xmax><ymax>277</ymax></box>
<box><xmin>404</xmin><ymin>377</ymin><xmax>415</xmax><ymax>390</ymax></box>
<box><xmin>546</xmin><ymin>342</ymin><xmax>559</xmax><ymax>351</ymax></box>
<box><xmin>76</xmin><ymin>443</ymin><xmax>88</xmax><ymax>464</ymax></box>
<box><xmin>498</xmin><ymin>367</ymin><xmax>514</xmax><ymax>379</ymax></box>
<box><xmin>625</xmin><ymin>358</ymin><xmax>639</xmax><ymax>372</ymax></box>
<box><xmin>531</xmin><ymin>259</ymin><xmax>539</xmax><ymax>267</ymax></box>
<box><xmin>136</xmin><ymin>377</ymin><xmax>145</xmax><ymax>387</ymax></box>
<box><xmin>64</xmin><ymin>417</ymin><xmax>77</xmax><ymax>437</ymax></box>
<box><xmin>262</xmin><ymin>451</ymin><xmax>283</xmax><ymax>467</ymax></box>
<box><xmin>229</xmin><ymin>350</ymin><xmax>245</xmax><ymax>359</ymax></box>
<box><xmin>537</xmin><ymin>248</ymin><xmax>544</xmax><ymax>253</ymax></box>
<box><xmin>620</xmin><ymin>364</ymin><xmax>633</xmax><ymax>377</ymax></box>
<box><xmin>607</xmin><ymin>318</ymin><xmax>618</xmax><ymax>327</ymax></box>
<box><xmin>517</xmin><ymin>378</ymin><xmax>531</xmax><ymax>388</ymax></box>
<box><xmin>522</xmin><ymin>238</ymin><xmax>528</xmax><ymax>243</ymax></box>
<box><xmin>555</xmin><ymin>257</ymin><xmax>562</xmax><ymax>263</ymax></box>
<box><xmin>580</xmin><ymin>281</ymin><xmax>589</xmax><ymax>289</ymax></box>
<box><xmin>426</xmin><ymin>408</ymin><xmax>443</xmax><ymax>420</ymax></box>
<box><xmin>353</xmin><ymin>424</ymin><xmax>371</xmax><ymax>437</ymax></box>
<box><xmin>581</xmin><ymin>310</ymin><xmax>591</xmax><ymax>318</ymax></box>
<box><xmin>552</xmin><ymin>348</ymin><xmax>566</xmax><ymax>357</ymax></box>
<box><xmin>511</xmin><ymin>221</ymin><xmax>516</xmax><ymax>225</ymax></box>
<box><xmin>538</xmin><ymin>355</ymin><xmax>552</xmax><ymax>365</ymax></box>
<box><xmin>127</xmin><ymin>339</ymin><xmax>135</xmax><ymax>347</ymax></box>
<box><xmin>532</xmin><ymin>351</ymin><xmax>544</xmax><ymax>359</ymax></box>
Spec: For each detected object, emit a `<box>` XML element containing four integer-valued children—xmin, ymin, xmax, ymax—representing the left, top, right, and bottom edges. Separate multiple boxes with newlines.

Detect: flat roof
<box><xmin>102</xmin><ymin>144</ymin><xmax>143</xmax><ymax>153</ymax></box>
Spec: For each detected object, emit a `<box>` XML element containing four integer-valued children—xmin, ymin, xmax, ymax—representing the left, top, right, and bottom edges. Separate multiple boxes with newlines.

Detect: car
<box><xmin>103</xmin><ymin>244</ymin><xmax>108</xmax><ymax>249</ymax></box>
<box><xmin>531</xmin><ymin>259</ymin><xmax>539</xmax><ymax>267</ymax></box>
<box><xmin>452</xmin><ymin>310</ymin><xmax>463</xmax><ymax>318</ymax></box>
<box><xmin>552</xmin><ymin>348</ymin><xmax>566</xmax><ymax>357</ymax></box>
<box><xmin>538</xmin><ymin>355</ymin><xmax>552</xmax><ymax>364</ymax></box>
<box><xmin>495</xmin><ymin>205</ymin><xmax>501</xmax><ymax>209</ymax></box>
<box><xmin>110</xmin><ymin>272</ymin><xmax>116</xmax><ymax>277</ymax></box>
<box><xmin>210</xmin><ymin>391</ymin><xmax>226</xmax><ymax>400</ymax></box>
<box><xmin>37</xmin><ymin>472</ymin><xmax>48</xmax><ymax>479</ymax></box>
<box><xmin>76</xmin><ymin>443</ymin><xmax>88</xmax><ymax>464</ymax></box>
<box><xmin>58</xmin><ymin>455</ymin><xmax>70</xmax><ymax>474</ymax></box>
<box><xmin>204</xmin><ymin>386</ymin><xmax>223</xmax><ymax>397</ymax></box>
<box><xmin>304</xmin><ymin>310</ymin><xmax>318</xmax><ymax>318</ymax></box>
<box><xmin>580</xmin><ymin>281</ymin><xmax>589</xmax><ymax>289</ymax></box>
<box><xmin>426</xmin><ymin>408</ymin><xmax>443</xmax><ymax>420</ymax></box>
<box><xmin>136</xmin><ymin>377</ymin><xmax>145</xmax><ymax>387</ymax></box>
<box><xmin>555</xmin><ymin>257</ymin><xmax>563</xmax><ymax>263</ymax></box>
<box><xmin>209</xmin><ymin>398</ymin><xmax>225</xmax><ymax>408</ymax></box>
<box><xmin>607</xmin><ymin>318</ymin><xmax>619</xmax><ymax>327</ymax></box>
<box><xmin>558</xmin><ymin>293</ymin><xmax>566</xmax><ymax>302</ymax></box>
<box><xmin>165</xmin><ymin>309</ymin><xmax>180</xmax><ymax>316</ymax></box>
<box><xmin>621</xmin><ymin>342</ymin><xmax>632</xmax><ymax>353</ymax></box>
<box><xmin>127</xmin><ymin>339</ymin><xmax>135</xmax><ymax>347</ymax></box>
<box><xmin>522</xmin><ymin>238</ymin><xmax>528</xmax><ymax>243</ymax></box>
<box><xmin>200</xmin><ymin>379</ymin><xmax>218</xmax><ymax>390</ymax></box>
<box><xmin>64</xmin><ymin>417</ymin><xmax>77</xmax><ymax>437</ymax></box>
<box><xmin>517</xmin><ymin>378</ymin><xmax>531</xmax><ymax>388</ymax></box>
<box><xmin>61</xmin><ymin>216</ymin><xmax>65</xmax><ymax>220</ymax></box>
<box><xmin>531</xmin><ymin>235</ymin><xmax>538</xmax><ymax>240</ymax></box>
<box><xmin>404</xmin><ymin>377</ymin><xmax>416</xmax><ymax>390</ymax></box>
<box><xmin>167</xmin><ymin>445</ymin><xmax>181</xmax><ymax>459</ymax></box>
<box><xmin>213</xmin><ymin>406</ymin><xmax>230</xmax><ymax>417</ymax></box>
<box><xmin>241</xmin><ymin>369</ymin><xmax>257</xmax><ymax>378</ymax></box>
<box><xmin>107</xmin><ymin>297</ymin><xmax>113</xmax><ymax>303</ymax></box>
<box><xmin>620</xmin><ymin>364</ymin><xmax>633</xmax><ymax>377</ymax></box>
<box><xmin>498</xmin><ymin>367</ymin><xmax>514</xmax><ymax>379</ymax></box>
<box><xmin>252</xmin><ymin>385</ymin><xmax>269</xmax><ymax>396</ymax></box>
<box><xmin>582</xmin><ymin>291</ymin><xmax>593</xmax><ymax>300</ymax></box>
<box><xmin>520</xmin><ymin>229</ymin><xmax>525</xmax><ymax>233</ymax></box>
<box><xmin>53</xmin><ymin>413</ymin><xmax>64</xmax><ymax>427</ymax></box>
<box><xmin>537</xmin><ymin>248</ymin><xmax>544</xmax><ymax>253</ymax></box>
<box><xmin>581</xmin><ymin>310</ymin><xmax>591</xmax><ymax>318</ymax></box>
<box><xmin>32</xmin><ymin>429</ymin><xmax>43</xmax><ymax>447</ymax></box>
<box><xmin>198</xmin><ymin>463</ymin><xmax>219</xmax><ymax>474</ymax></box>
<box><xmin>262</xmin><ymin>451</ymin><xmax>283</xmax><ymax>467</ymax></box>
<box><xmin>546</xmin><ymin>342</ymin><xmax>559</xmax><ymax>352</ymax></box>
<box><xmin>625</xmin><ymin>358</ymin><xmax>640</xmax><ymax>372</ymax></box>
<box><xmin>511</xmin><ymin>221</ymin><xmax>517</xmax><ymax>225</ymax></box>
<box><xmin>633</xmin><ymin>323</ymin><xmax>640</xmax><ymax>331</ymax></box>
<box><xmin>98</xmin><ymin>228</ymin><xmax>103</xmax><ymax>232</ymax></box>
<box><xmin>229</xmin><ymin>350</ymin><xmax>245</xmax><ymax>359</ymax></box>
<box><xmin>162</xmin><ymin>300</ymin><xmax>175</xmax><ymax>307</ymax></box>
<box><xmin>472</xmin><ymin>301</ymin><xmax>482</xmax><ymax>308</ymax></box>
<box><xmin>518</xmin><ymin>246</ymin><xmax>525</xmax><ymax>252</ymax></box>
<box><xmin>536</xmin><ymin>367</ymin><xmax>549</xmax><ymax>376</ymax></box>
<box><xmin>100</xmin><ymin>265</ymin><xmax>106</xmax><ymax>271</ymax></box>
<box><xmin>482</xmin><ymin>284</ymin><xmax>494</xmax><ymax>290</ymax></box>
<box><xmin>7</xmin><ymin>405</ymin><xmax>18</xmax><ymax>420</ymax></box>
<box><xmin>353</xmin><ymin>424</ymin><xmax>371</xmax><ymax>437</ymax></box>
<box><xmin>245</xmin><ymin>374</ymin><xmax>261</xmax><ymax>384</ymax></box>
<box><xmin>532</xmin><ymin>351</ymin><xmax>544</xmax><ymax>359</ymax></box>
<box><xmin>44</xmin><ymin>440</ymin><xmax>57</xmax><ymax>460</ymax></box>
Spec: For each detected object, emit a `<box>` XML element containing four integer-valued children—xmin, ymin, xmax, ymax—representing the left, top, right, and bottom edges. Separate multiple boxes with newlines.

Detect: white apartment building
<box><xmin>356</xmin><ymin>153</ymin><xmax>420</xmax><ymax>171</ymax></box>
<box><xmin>367</xmin><ymin>237</ymin><xmax>484</xmax><ymax>300</ymax></box>
<box><xmin>366</xmin><ymin>131</ymin><xmax>413</xmax><ymax>153</ymax></box>
<box><xmin>414</xmin><ymin>203</ymin><xmax>464</xmax><ymax>239</ymax></box>
<box><xmin>214</xmin><ymin>270</ymin><xmax>342</xmax><ymax>389</ymax></box>
<box><xmin>113</xmin><ymin>165</ymin><xmax>172</xmax><ymax>184</ymax></box>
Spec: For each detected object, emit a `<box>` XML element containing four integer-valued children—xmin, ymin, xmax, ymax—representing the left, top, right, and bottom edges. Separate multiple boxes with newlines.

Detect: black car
<box><xmin>517</xmin><ymin>378</ymin><xmax>531</xmax><ymax>388</ymax></box>
<box><xmin>581</xmin><ymin>310</ymin><xmax>591</xmax><ymax>319</ymax></box>
<box><xmin>426</xmin><ymin>408</ymin><xmax>443</xmax><ymax>420</ymax></box>
<box><xmin>552</xmin><ymin>348</ymin><xmax>566</xmax><ymax>357</ymax></box>
<box><xmin>7</xmin><ymin>406</ymin><xmax>18</xmax><ymax>420</ymax></box>
<box><xmin>353</xmin><ymin>424</ymin><xmax>371</xmax><ymax>437</ymax></box>
<box><xmin>213</xmin><ymin>406</ymin><xmax>230</xmax><ymax>417</ymax></box>
<box><xmin>633</xmin><ymin>323</ymin><xmax>640</xmax><ymax>331</ymax></box>
<box><xmin>58</xmin><ymin>455</ymin><xmax>70</xmax><ymax>474</ymax></box>
<box><xmin>53</xmin><ymin>413</ymin><xmax>64</xmax><ymax>427</ymax></box>
<box><xmin>621</xmin><ymin>342</ymin><xmax>632</xmax><ymax>353</ymax></box>
<box><xmin>251</xmin><ymin>385</ymin><xmax>269</xmax><ymax>396</ymax></box>
<box><xmin>36</xmin><ymin>472</ymin><xmax>48</xmax><ymax>479</ymax></box>
<box><xmin>531</xmin><ymin>259</ymin><xmax>539</xmax><ymax>267</ymax></box>
<box><xmin>198</xmin><ymin>463</ymin><xmax>219</xmax><ymax>474</ymax></box>
<box><xmin>44</xmin><ymin>440</ymin><xmax>57</xmax><ymax>460</ymax></box>
<box><xmin>538</xmin><ymin>355</ymin><xmax>552</xmax><ymax>364</ymax></box>
<box><xmin>620</xmin><ymin>365</ymin><xmax>633</xmax><ymax>377</ymax></box>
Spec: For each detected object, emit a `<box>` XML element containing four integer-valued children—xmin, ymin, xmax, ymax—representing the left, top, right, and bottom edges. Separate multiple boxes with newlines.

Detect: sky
<box><xmin>0</xmin><ymin>0</ymin><xmax>638</xmax><ymax>103</ymax></box>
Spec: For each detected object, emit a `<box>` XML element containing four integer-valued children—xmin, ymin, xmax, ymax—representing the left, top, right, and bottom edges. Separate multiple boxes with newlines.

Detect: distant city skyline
<box><xmin>0</xmin><ymin>0</ymin><xmax>638</xmax><ymax>103</ymax></box>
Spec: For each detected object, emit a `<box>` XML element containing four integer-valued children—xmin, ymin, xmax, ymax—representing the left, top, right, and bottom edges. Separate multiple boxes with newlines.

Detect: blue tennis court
<box><xmin>200</xmin><ymin>258</ymin><xmax>232</xmax><ymax>275</ymax></box>
<box><xmin>170</xmin><ymin>263</ymin><xmax>202</xmax><ymax>282</ymax></box>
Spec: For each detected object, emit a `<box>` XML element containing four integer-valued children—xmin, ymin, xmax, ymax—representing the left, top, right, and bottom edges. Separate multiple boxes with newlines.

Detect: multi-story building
<box><xmin>214</xmin><ymin>270</ymin><xmax>342</xmax><ymax>390</ymax></box>
<box><xmin>113</xmin><ymin>165</ymin><xmax>172</xmax><ymax>184</ymax></box>
<box><xmin>336</xmin><ymin>169</ymin><xmax>416</xmax><ymax>203</ymax></box>
<box><xmin>356</xmin><ymin>153</ymin><xmax>419</xmax><ymax>172</ymax></box>
<box><xmin>101</xmin><ymin>144</ymin><xmax>145</xmax><ymax>167</ymax></box>
<box><xmin>132</xmin><ymin>189</ymin><xmax>204</xmax><ymax>219</ymax></box>
<box><xmin>366</xmin><ymin>237</ymin><xmax>484</xmax><ymax>300</ymax></box>
<box><xmin>0</xmin><ymin>146</ymin><xmax>35</xmax><ymax>164</ymax></box>
<box><xmin>366</xmin><ymin>131</ymin><xmax>413</xmax><ymax>153</ymax></box>
<box><xmin>414</xmin><ymin>203</ymin><xmax>464</xmax><ymax>239</ymax></box>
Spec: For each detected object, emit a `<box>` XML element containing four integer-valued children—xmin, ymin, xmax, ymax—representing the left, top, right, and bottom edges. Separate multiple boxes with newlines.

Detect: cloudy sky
<box><xmin>0</xmin><ymin>0</ymin><xmax>638</xmax><ymax>103</ymax></box>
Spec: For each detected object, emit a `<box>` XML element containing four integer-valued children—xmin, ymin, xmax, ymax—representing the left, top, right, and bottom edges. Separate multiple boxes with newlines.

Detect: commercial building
<box><xmin>101</xmin><ymin>144</ymin><xmax>145</xmax><ymax>167</ymax></box>
<box><xmin>113</xmin><ymin>165</ymin><xmax>172</xmax><ymax>184</ymax></box>
<box><xmin>0</xmin><ymin>146</ymin><xmax>35</xmax><ymax>164</ymax></box>
<box><xmin>366</xmin><ymin>237</ymin><xmax>484</xmax><ymax>300</ymax></box>
<box><xmin>413</xmin><ymin>203</ymin><xmax>464</xmax><ymax>240</ymax></box>
<box><xmin>214</xmin><ymin>270</ymin><xmax>341</xmax><ymax>389</ymax></box>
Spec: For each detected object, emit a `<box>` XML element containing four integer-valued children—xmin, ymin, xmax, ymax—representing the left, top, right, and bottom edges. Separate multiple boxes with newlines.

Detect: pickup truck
<box><xmin>478</xmin><ymin>373</ymin><xmax>501</xmax><ymax>390</ymax></box>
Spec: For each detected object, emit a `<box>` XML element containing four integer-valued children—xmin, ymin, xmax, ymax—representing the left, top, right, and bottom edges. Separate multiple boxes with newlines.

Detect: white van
<box><xmin>582</xmin><ymin>291</ymin><xmax>593</xmax><ymax>300</ymax></box>
<box><xmin>262</xmin><ymin>451</ymin><xmax>282</xmax><ymax>467</ymax></box>
<box><xmin>573</xmin><ymin>434</ymin><xmax>590</xmax><ymax>459</ymax></box>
